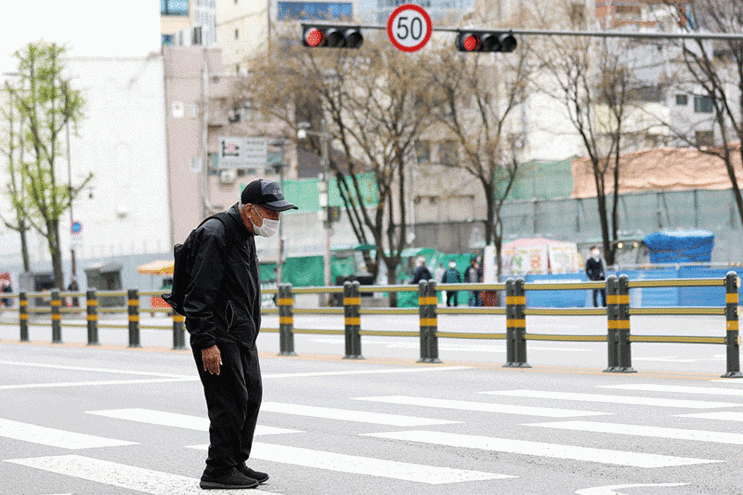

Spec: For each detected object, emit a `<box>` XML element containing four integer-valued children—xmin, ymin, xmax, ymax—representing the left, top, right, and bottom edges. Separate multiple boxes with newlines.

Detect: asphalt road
<box><xmin>2</xmin><ymin>341</ymin><xmax>743</xmax><ymax>495</ymax></box>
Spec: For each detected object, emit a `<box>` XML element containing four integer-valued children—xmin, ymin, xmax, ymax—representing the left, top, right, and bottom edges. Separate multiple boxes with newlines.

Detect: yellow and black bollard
<box><xmin>722</xmin><ymin>271</ymin><xmax>742</xmax><ymax>378</ymax></box>
<box><xmin>505</xmin><ymin>278</ymin><xmax>529</xmax><ymax>368</ymax></box>
<box><xmin>51</xmin><ymin>289</ymin><xmax>62</xmax><ymax>343</ymax></box>
<box><xmin>604</xmin><ymin>276</ymin><xmax>619</xmax><ymax>372</ymax></box>
<box><xmin>343</xmin><ymin>281</ymin><xmax>363</xmax><ymax>359</ymax></box>
<box><xmin>418</xmin><ymin>280</ymin><xmax>429</xmax><ymax>362</ymax></box>
<box><xmin>421</xmin><ymin>281</ymin><xmax>441</xmax><ymax>363</ymax></box>
<box><xmin>616</xmin><ymin>274</ymin><xmax>635</xmax><ymax>373</ymax></box>
<box><xmin>86</xmin><ymin>289</ymin><xmax>99</xmax><ymax>345</ymax></box>
<box><xmin>172</xmin><ymin>312</ymin><xmax>186</xmax><ymax>350</ymax></box>
<box><xmin>278</xmin><ymin>284</ymin><xmax>296</xmax><ymax>356</ymax></box>
<box><xmin>19</xmin><ymin>291</ymin><xmax>28</xmax><ymax>342</ymax></box>
<box><xmin>127</xmin><ymin>289</ymin><xmax>141</xmax><ymax>348</ymax></box>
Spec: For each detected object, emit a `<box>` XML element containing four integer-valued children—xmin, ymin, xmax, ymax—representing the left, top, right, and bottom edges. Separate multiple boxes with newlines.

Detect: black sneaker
<box><xmin>237</xmin><ymin>464</ymin><xmax>269</xmax><ymax>484</ymax></box>
<box><xmin>200</xmin><ymin>468</ymin><xmax>259</xmax><ymax>490</ymax></box>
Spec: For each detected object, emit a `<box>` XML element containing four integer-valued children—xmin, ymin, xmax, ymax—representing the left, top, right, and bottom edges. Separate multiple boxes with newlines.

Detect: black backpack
<box><xmin>162</xmin><ymin>212</ymin><xmax>233</xmax><ymax>316</ymax></box>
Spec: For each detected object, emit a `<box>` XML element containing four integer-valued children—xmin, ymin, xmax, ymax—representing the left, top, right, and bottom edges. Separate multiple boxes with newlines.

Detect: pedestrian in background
<box><xmin>441</xmin><ymin>259</ymin><xmax>462</xmax><ymax>306</ymax></box>
<box><xmin>1</xmin><ymin>278</ymin><xmax>11</xmax><ymax>307</ymax></box>
<box><xmin>434</xmin><ymin>262</ymin><xmax>445</xmax><ymax>284</ymax></box>
<box><xmin>412</xmin><ymin>257</ymin><xmax>432</xmax><ymax>284</ymax></box>
<box><xmin>184</xmin><ymin>179</ymin><xmax>297</xmax><ymax>490</ymax></box>
<box><xmin>585</xmin><ymin>245</ymin><xmax>606</xmax><ymax>307</ymax></box>
<box><xmin>464</xmin><ymin>257</ymin><xmax>483</xmax><ymax>307</ymax></box>
<box><xmin>67</xmin><ymin>278</ymin><xmax>80</xmax><ymax>307</ymax></box>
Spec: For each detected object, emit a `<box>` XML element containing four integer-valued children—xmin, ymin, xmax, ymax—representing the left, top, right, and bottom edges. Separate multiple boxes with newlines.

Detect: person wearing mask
<box><xmin>585</xmin><ymin>245</ymin><xmax>606</xmax><ymax>307</ymax></box>
<box><xmin>184</xmin><ymin>179</ymin><xmax>297</xmax><ymax>490</ymax></box>
<box><xmin>464</xmin><ymin>257</ymin><xmax>483</xmax><ymax>307</ymax></box>
<box><xmin>412</xmin><ymin>257</ymin><xmax>432</xmax><ymax>284</ymax></box>
<box><xmin>441</xmin><ymin>259</ymin><xmax>462</xmax><ymax>306</ymax></box>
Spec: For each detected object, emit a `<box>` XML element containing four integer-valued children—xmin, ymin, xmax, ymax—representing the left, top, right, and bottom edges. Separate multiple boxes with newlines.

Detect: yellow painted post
<box><xmin>19</xmin><ymin>292</ymin><xmax>28</xmax><ymax>342</ymax></box>
<box><xmin>505</xmin><ymin>279</ymin><xmax>516</xmax><ymax>366</ymax></box>
<box><xmin>172</xmin><ymin>312</ymin><xmax>186</xmax><ymax>350</ymax></box>
<box><xmin>616</xmin><ymin>275</ymin><xmax>636</xmax><ymax>373</ymax></box>
<box><xmin>427</xmin><ymin>280</ymin><xmax>441</xmax><ymax>363</ymax></box>
<box><xmin>350</xmin><ymin>281</ymin><xmax>363</xmax><ymax>359</ymax></box>
<box><xmin>278</xmin><ymin>284</ymin><xmax>296</xmax><ymax>356</ymax></box>
<box><xmin>604</xmin><ymin>276</ymin><xmax>619</xmax><ymax>372</ymax></box>
<box><xmin>51</xmin><ymin>289</ymin><xmax>62</xmax><ymax>343</ymax></box>
<box><xmin>418</xmin><ymin>280</ymin><xmax>429</xmax><ymax>362</ymax></box>
<box><xmin>127</xmin><ymin>289</ymin><xmax>140</xmax><ymax>348</ymax></box>
<box><xmin>86</xmin><ymin>289</ymin><xmax>99</xmax><ymax>345</ymax></box>
<box><xmin>722</xmin><ymin>271</ymin><xmax>742</xmax><ymax>378</ymax></box>
<box><xmin>505</xmin><ymin>278</ymin><xmax>529</xmax><ymax>368</ymax></box>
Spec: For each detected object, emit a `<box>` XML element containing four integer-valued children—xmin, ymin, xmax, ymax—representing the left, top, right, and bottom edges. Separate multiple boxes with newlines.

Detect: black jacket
<box><xmin>585</xmin><ymin>257</ymin><xmax>605</xmax><ymax>281</ymax></box>
<box><xmin>412</xmin><ymin>265</ymin><xmax>432</xmax><ymax>284</ymax></box>
<box><xmin>184</xmin><ymin>203</ymin><xmax>261</xmax><ymax>350</ymax></box>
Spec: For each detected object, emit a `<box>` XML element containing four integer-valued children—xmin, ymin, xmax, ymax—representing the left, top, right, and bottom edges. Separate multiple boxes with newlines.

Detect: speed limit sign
<box><xmin>387</xmin><ymin>4</ymin><xmax>432</xmax><ymax>53</ymax></box>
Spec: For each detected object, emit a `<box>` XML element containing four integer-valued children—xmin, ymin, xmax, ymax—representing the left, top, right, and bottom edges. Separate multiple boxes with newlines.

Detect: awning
<box><xmin>137</xmin><ymin>260</ymin><xmax>174</xmax><ymax>275</ymax></box>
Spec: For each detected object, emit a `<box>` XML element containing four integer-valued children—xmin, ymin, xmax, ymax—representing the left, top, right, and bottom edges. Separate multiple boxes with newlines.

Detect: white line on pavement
<box><xmin>262</xmin><ymin>366</ymin><xmax>470</xmax><ymax>378</ymax></box>
<box><xmin>187</xmin><ymin>442</ymin><xmax>512</xmax><ymax>484</ymax></box>
<box><xmin>0</xmin><ymin>377</ymin><xmax>197</xmax><ymax>390</ymax></box>
<box><xmin>363</xmin><ymin>430</ymin><xmax>721</xmax><ymax>468</ymax></box>
<box><xmin>480</xmin><ymin>390</ymin><xmax>742</xmax><ymax>409</ymax></box>
<box><xmin>0</xmin><ymin>360</ymin><xmax>193</xmax><ymax>378</ymax></box>
<box><xmin>529</xmin><ymin>420</ymin><xmax>743</xmax><ymax>444</ymax></box>
<box><xmin>354</xmin><ymin>395</ymin><xmax>610</xmax><ymax>417</ymax></box>
<box><xmin>677</xmin><ymin>411</ymin><xmax>743</xmax><ymax>422</ymax></box>
<box><xmin>600</xmin><ymin>383</ymin><xmax>743</xmax><ymax>398</ymax></box>
<box><xmin>260</xmin><ymin>401</ymin><xmax>460</xmax><ymax>426</ymax></box>
<box><xmin>0</xmin><ymin>418</ymin><xmax>136</xmax><ymax>449</ymax></box>
<box><xmin>87</xmin><ymin>408</ymin><xmax>299</xmax><ymax>435</ymax></box>
<box><xmin>5</xmin><ymin>455</ymin><xmax>280</xmax><ymax>495</ymax></box>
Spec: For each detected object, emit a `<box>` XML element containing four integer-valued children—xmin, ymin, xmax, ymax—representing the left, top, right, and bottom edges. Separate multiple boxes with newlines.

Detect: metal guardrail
<box><xmin>0</xmin><ymin>273</ymin><xmax>740</xmax><ymax>377</ymax></box>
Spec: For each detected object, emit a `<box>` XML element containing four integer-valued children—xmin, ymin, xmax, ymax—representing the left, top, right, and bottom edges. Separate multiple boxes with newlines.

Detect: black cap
<box><xmin>241</xmin><ymin>179</ymin><xmax>298</xmax><ymax>212</ymax></box>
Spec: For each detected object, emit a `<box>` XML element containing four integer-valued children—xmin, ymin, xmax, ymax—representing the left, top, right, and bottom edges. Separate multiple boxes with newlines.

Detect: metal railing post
<box><xmin>343</xmin><ymin>281</ymin><xmax>363</xmax><ymax>359</ymax></box>
<box><xmin>723</xmin><ymin>271</ymin><xmax>742</xmax><ymax>378</ymax></box>
<box><xmin>172</xmin><ymin>312</ymin><xmax>186</xmax><ymax>350</ymax></box>
<box><xmin>87</xmin><ymin>289</ymin><xmax>99</xmax><ymax>345</ymax></box>
<box><xmin>616</xmin><ymin>275</ymin><xmax>635</xmax><ymax>373</ymax></box>
<box><xmin>51</xmin><ymin>289</ymin><xmax>62</xmax><ymax>343</ymax></box>
<box><xmin>418</xmin><ymin>280</ymin><xmax>429</xmax><ymax>362</ymax></box>
<box><xmin>505</xmin><ymin>279</ymin><xmax>516</xmax><ymax>366</ymax></box>
<box><xmin>278</xmin><ymin>284</ymin><xmax>296</xmax><ymax>356</ymax></box>
<box><xmin>19</xmin><ymin>291</ymin><xmax>28</xmax><ymax>342</ymax></box>
<box><xmin>127</xmin><ymin>289</ymin><xmax>140</xmax><ymax>348</ymax></box>
<box><xmin>427</xmin><ymin>280</ymin><xmax>441</xmax><ymax>363</ymax></box>
<box><xmin>604</xmin><ymin>276</ymin><xmax>619</xmax><ymax>372</ymax></box>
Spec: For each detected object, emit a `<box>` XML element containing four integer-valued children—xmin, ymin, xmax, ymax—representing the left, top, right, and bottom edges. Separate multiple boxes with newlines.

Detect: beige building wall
<box><xmin>216</xmin><ymin>0</ymin><xmax>269</xmax><ymax>73</ymax></box>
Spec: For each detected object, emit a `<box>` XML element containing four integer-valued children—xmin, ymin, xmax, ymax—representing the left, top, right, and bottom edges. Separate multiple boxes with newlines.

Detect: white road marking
<box><xmin>363</xmin><ymin>430</ymin><xmax>720</xmax><ymax>468</ymax></box>
<box><xmin>355</xmin><ymin>395</ymin><xmax>610</xmax><ymax>418</ymax></box>
<box><xmin>5</xmin><ymin>455</ymin><xmax>280</xmax><ymax>495</ymax></box>
<box><xmin>480</xmin><ymin>390</ymin><xmax>741</xmax><ymax>409</ymax></box>
<box><xmin>0</xmin><ymin>360</ymin><xmax>193</xmax><ymax>378</ymax></box>
<box><xmin>260</xmin><ymin>401</ymin><xmax>459</xmax><ymax>426</ymax></box>
<box><xmin>529</xmin><ymin>420</ymin><xmax>743</xmax><ymax>444</ymax></box>
<box><xmin>87</xmin><ymin>408</ymin><xmax>299</xmax><ymax>435</ymax></box>
<box><xmin>262</xmin><ymin>366</ymin><xmax>470</xmax><ymax>378</ymax></box>
<box><xmin>310</xmin><ymin>338</ymin><xmax>588</xmax><ymax>353</ymax></box>
<box><xmin>188</xmin><ymin>442</ymin><xmax>511</xmax><ymax>484</ymax></box>
<box><xmin>677</xmin><ymin>411</ymin><xmax>743</xmax><ymax>422</ymax></box>
<box><xmin>0</xmin><ymin>377</ymin><xmax>197</xmax><ymax>390</ymax></box>
<box><xmin>601</xmin><ymin>383</ymin><xmax>743</xmax><ymax>398</ymax></box>
<box><xmin>575</xmin><ymin>483</ymin><xmax>689</xmax><ymax>495</ymax></box>
<box><xmin>0</xmin><ymin>418</ymin><xmax>136</xmax><ymax>449</ymax></box>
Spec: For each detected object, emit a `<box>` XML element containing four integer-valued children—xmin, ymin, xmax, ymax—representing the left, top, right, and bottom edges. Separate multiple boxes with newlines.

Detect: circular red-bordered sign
<box><xmin>387</xmin><ymin>4</ymin><xmax>432</xmax><ymax>53</ymax></box>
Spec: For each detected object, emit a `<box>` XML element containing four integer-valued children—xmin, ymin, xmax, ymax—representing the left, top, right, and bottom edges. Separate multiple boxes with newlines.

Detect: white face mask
<box><xmin>449</xmin><ymin>262</ymin><xmax>456</xmax><ymax>269</ymax></box>
<box><xmin>251</xmin><ymin>208</ymin><xmax>279</xmax><ymax>237</ymax></box>
<box><xmin>591</xmin><ymin>249</ymin><xmax>600</xmax><ymax>258</ymax></box>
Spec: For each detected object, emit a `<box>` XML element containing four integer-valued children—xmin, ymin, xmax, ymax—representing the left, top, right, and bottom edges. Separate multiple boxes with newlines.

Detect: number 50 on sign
<box><xmin>387</xmin><ymin>4</ymin><xmax>433</xmax><ymax>53</ymax></box>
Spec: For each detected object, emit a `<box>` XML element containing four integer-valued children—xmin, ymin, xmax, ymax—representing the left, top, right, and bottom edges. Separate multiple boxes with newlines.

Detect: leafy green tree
<box><xmin>9</xmin><ymin>41</ymin><xmax>90</xmax><ymax>288</ymax></box>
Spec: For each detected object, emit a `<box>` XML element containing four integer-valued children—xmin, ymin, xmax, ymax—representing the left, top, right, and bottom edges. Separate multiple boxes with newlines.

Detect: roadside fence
<box><xmin>0</xmin><ymin>272</ymin><xmax>740</xmax><ymax>377</ymax></box>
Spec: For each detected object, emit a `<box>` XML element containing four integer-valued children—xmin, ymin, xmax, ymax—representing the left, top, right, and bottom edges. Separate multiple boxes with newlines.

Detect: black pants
<box><xmin>446</xmin><ymin>291</ymin><xmax>458</xmax><ymax>306</ymax></box>
<box><xmin>193</xmin><ymin>342</ymin><xmax>262</xmax><ymax>474</ymax></box>
<box><xmin>592</xmin><ymin>288</ymin><xmax>607</xmax><ymax>307</ymax></box>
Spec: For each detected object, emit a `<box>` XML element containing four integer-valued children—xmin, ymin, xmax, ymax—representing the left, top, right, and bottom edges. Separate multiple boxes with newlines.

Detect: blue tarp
<box><xmin>643</xmin><ymin>230</ymin><xmax>715</xmax><ymax>263</ymax></box>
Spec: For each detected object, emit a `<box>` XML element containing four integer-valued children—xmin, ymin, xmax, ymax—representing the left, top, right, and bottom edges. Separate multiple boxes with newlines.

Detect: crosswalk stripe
<box><xmin>0</xmin><ymin>418</ymin><xmax>136</xmax><ymax>449</ymax></box>
<box><xmin>363</xmin><ymin>430</ymin><xmax>721</xmax><ymax>468</ymax></box>
<box><xmin>87</xmin><ymin>408</ymin><xmax>299</xmax><ymax>435</ymax></box>
<box><xmin>4</xmin><ymin>454</ymin><xmax>281</xmax><ymax>495</ymax></box>
<box><xmin>260</xmin><ymin>401</ymin><xmax>459</xmax><ymax>426</ymax></box>
<box><xmin>354</xmin><ymin>396</ymin><xmax>610</xmax><ymax>418</ymax></box>
<box><xmin>0</xmin><ymin>378</ymin><xmax>197</xmax><ymax>390</ymax></box>
<box><xmin>187</xmin><ymin>442</ymin><xmax>512</xmax><ymax>484</ymax></box>
<box><xmin>600</xmin><ymin>384</ymin><xmax>743</xmax><ymax>398</ymax></box>
<box><xmin>529</xmin><ymin>420</ymin><xmax>743</xmax><ymax>444</ymax></box>
<box><xmin>480</xmin><ymin>390</ymin><xmax>740</xmax><ymax>409</ymax></box>
<box><xmin>677</xmin><ymin>411</ymin><xmax>743</xmax><ymax>422</ymax></box>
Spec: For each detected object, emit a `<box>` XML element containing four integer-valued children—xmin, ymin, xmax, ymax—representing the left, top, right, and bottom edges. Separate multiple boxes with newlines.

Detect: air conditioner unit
<box><xmin>219</xmin><ymin>169</ymin><xmax>236</xmax><ymax>184</ymax></box>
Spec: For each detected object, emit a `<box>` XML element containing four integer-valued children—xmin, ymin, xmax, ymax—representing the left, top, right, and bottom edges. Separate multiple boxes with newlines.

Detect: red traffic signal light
<box><xmin>456</xmin><ymin>30</ymin><xmax>517</xmax><ymax>53</ymax></box>
<box><xmin>302</xmin><ymin>24</ymin><xmax>364</xmax><ymax>49</ymax></box>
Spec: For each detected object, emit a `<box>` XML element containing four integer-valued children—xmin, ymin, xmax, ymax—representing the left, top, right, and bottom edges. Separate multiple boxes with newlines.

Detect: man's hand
<box><xmin>202</xmin><ymin>345</ymin><xmax>222</xmax><ymax>375</ymax></box>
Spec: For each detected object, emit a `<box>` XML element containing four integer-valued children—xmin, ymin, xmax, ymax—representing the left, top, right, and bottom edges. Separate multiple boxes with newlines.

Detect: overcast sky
<box><xmin>1</xmin><ymin>0</ymin><xmax>161</xmax><ymax>80</ymax></box>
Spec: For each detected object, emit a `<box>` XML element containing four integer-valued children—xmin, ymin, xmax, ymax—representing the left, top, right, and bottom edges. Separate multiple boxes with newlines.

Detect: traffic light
<box><xmin>302</xmin><ymin>24</ymin><xmax>363</xmax><ymax>49</ymax></box>
<box><xmin>455</xmin><ymin>30</ymin><xmax>517</xmax><ymax>53</ymax></box>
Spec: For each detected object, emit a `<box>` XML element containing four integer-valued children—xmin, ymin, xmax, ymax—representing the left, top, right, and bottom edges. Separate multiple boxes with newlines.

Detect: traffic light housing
<box><xmin>455</xmin><ymin>30</ymin><xmax>517</xmax><ymax>53</ymax></box>
<box><xmin>302</xmin><ymin>24</ymin><xmax>363</xmax><ymax>49</ymax></box>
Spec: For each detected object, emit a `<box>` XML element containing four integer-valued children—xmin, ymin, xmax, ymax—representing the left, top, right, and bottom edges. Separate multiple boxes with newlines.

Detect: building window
<box><xmin>162</xmin><ymin>34</ymin><xmax>174</xmax><ymax>46</ymax></box>
<box><xmin>161</xmin><ymin>0</ymin><xmax>189</xmax><ymax>16</ymax></box>
<box><xmin>695</xmin><ymin>130</ymin><xmax>714</xmax><ymax>148</ymax></box>
<box><xmin>235</xmin><ymin>28</ymin><xmax>239</xmax><ymax>40</ymax></box>
<box><xmin>676</xmin><ymin>94</ymin><xmax>688</xmax><ymax>106</ymax></box>
<box><xmin>277</xmin><ymin>2</ymin><xmax>353</xmax><ymax>20</ymax></box>
<box><xmin>415</xmin><ymin>140</ymin><xmax>431</xmax><ymax>163</ymax></box>
<box><xmin>694</xmin><ymin>95</ymin><xmax>714</xmax><ymax>113</ymax></box>
<box><xmin>438</xmin><ymin>140</ymin><xmax>458</xmax><ymax>166</ymax></box>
